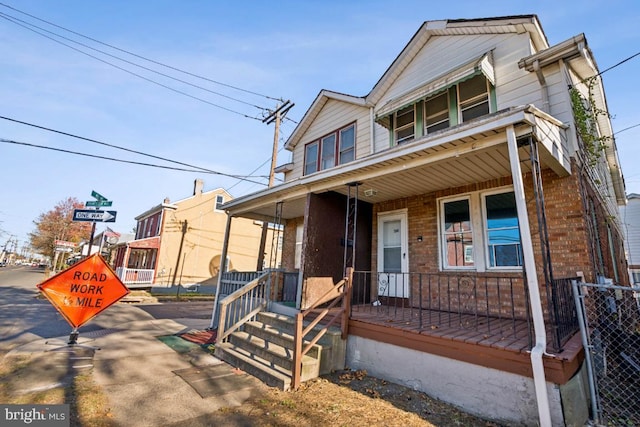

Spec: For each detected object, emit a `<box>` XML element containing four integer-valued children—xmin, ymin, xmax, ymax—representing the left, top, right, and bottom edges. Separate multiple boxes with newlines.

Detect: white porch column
<box><xmin>209</xmin><ymin>213</ymin><xmax>233</xmax><ymax>329</ymax></box>
<box><xmin>506</xmin><ymin>125</ymin><xmax>552</xmax><ymax>427</ymax></box>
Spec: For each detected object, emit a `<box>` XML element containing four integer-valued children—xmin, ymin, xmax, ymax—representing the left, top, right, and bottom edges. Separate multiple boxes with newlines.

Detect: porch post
<box><xmin>506</xmin><ymin>125</ymin><xmax>552</xmax><ymax>427</ymax></box>
<box><xmin>209</xmin><ymin>212</ymin><xmax>233</xmax><ymax>329</ymax></box>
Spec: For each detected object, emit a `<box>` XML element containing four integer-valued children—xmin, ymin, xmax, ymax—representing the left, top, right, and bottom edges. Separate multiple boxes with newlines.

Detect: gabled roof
<box><xmin>284</xmin><ymin>90</ymin><xmax>367</xmax><ymax>150</ymax></box>
<box><xmin>284</xmin><ymin>15</ymin><xmax>548</xmax><ymax>151</ymax></box>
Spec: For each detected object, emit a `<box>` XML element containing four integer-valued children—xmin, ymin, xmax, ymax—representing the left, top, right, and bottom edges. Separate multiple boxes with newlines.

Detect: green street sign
<box><xmin>86</xmin><ymin>200</ymin><xmax>113</xmax><ymax>207</ymax></box>
<box><xmin>91</xmin><ymin>190</ymin><xmax>107</xmax><ymax>201</ymax></box>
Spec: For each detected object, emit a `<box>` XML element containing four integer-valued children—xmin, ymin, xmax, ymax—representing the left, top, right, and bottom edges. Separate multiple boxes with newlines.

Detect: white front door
<box><xmin>377</xmin><ymin>210</ymin><xmax>409</xmax><ymax>298</ymax></box>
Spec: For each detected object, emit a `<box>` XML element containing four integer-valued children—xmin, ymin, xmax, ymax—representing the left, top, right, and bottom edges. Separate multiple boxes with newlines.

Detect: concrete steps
<box><xmin>215</xmin><ymin>311</ymin><xmax>346</xmax><ymax>391</ymax></box>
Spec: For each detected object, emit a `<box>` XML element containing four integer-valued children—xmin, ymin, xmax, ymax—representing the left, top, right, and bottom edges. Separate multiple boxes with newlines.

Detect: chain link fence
<box><xmin>573</xmin><ymin>281</ymin><xmax>640</xmax><ymax>426</ymax></box>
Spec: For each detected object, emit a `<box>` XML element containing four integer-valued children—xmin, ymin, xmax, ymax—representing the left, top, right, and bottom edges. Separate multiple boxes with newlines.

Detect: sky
<box><xmin>1</xmin><ymin>0</ymin><xmax>639</xmax><ymax>255</ymax></box>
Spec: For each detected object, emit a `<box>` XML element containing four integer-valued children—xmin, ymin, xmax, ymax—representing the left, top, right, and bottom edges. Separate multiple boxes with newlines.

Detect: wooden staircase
<box><xmin>215</xmin><ymin>311</ymin><xmax>346</xmax><ymax>391</ymax></box>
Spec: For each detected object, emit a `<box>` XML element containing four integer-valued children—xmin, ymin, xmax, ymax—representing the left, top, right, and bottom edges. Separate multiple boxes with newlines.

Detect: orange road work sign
<box><xmin>37</xmin><ymin>253</ymin><xmax>130</xmax><ymax>329</ymax></box>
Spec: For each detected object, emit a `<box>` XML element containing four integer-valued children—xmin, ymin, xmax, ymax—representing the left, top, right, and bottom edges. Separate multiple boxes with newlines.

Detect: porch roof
<box><xmin>223</xmin><ymin>104</ymin><xmax>569</xmax><ymax>221</ymax></box>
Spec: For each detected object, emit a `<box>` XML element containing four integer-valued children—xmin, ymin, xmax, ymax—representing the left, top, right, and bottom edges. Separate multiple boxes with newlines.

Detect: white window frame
<box><xmin>481</xmin><ymin>189</ymin><xmax>523</xmax><ymax>270</ymax></box>
<box><xmin>303</xmin><ymin>123</ymin><xmax>356</xmax><ymax>175</ymax></box>
<box><xmin>457</xmin><ymin>74</ymin><xmax>490</xmax><ymax>123</ymax></box>
<box><xmin>394</xmin><ymin>105</ymin><xmax>415</xmax><ymax>144</ymax></box>
<box><xmin>214</xmin><ymin>194</ymin><xmax>225</xmax><ymax>212</ymax></box>
<box><xmin>439</xmin><ymin>195</ymin><xmax>476</xmax><ymax>270</ymax></box>
<box><xmin>424</xmin><ymin>91</ymin><xmax>450</xmax><ymax>135</ymax></box>
<box><xmin>438</xmin><ymin>187</ymin><xmax>521</xmax><ymax>272</ymax></box>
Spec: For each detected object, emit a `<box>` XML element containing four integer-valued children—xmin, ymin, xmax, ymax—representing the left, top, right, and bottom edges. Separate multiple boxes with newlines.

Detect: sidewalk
<box><xmin>5</xmin><ymin>303</ymin><xmax>267</xmax><ymax>426</ymax></box>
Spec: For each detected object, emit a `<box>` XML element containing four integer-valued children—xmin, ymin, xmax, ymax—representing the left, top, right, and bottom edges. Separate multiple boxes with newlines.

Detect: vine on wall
<box><xmin>569</xmin><ymin>77</ymin><xmax>611</xmax><ymax>166</ymax></box>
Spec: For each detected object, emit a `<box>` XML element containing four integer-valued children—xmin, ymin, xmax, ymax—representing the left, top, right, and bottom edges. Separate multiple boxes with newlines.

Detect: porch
<box><xmin>115</xmin><ymin>267</ymin><xmax>155</xmax><ymax>286</ymax></box>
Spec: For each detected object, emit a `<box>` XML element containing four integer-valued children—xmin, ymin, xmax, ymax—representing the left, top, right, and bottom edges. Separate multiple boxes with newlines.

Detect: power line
<box><xmin>0</xmin><ymin>10</ymin><xmax>270</xmax><ymax>113</ymax></box>
<box><xmin>598</xmin><ymin>51</ymin><xmax>640</xmax><ymax>78</ymax></box>
<box><xmin>0</xmin><ymin>13</ymin><xmax>264</xmax><ymax>121</ymax></box>
<box><xmin>0</xmin><ymin>115</ymin><xmax>228</xmax><ymax>175</ymax></box>
<box><xmin>0</xmin><ymin>2</ymin><xmax>281</xmax><ymax>102</ymax></box>
<box><xmin>0</xmin><ymin>138</ymin><xmax>269</xmax><ymax>186</ymax></box>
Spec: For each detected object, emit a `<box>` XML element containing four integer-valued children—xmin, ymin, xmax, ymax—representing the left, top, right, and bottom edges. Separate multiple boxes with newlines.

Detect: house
<box><xmin>212</xmin><ymin>16</ymin><xmax>628</xmax><ymax>425</ymax></box>
<box><xmin>621</xmin><ymin>193</ymin><xmax>640</xmax><ymax>284</ymax></box>
<box><xmin>113</xmin><ymin>179</ymin><xmax>281</xmax><ymax>287</ymax></box>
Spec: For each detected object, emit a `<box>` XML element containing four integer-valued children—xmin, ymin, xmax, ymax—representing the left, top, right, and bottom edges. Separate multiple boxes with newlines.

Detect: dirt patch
<box><xmin>207</xmin><ymin>368</ymin><xmax>505</xmax><ymax>427</ymax></box>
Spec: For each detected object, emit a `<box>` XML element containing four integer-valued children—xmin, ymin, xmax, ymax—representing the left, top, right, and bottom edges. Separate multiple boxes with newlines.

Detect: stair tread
<box><xmin>218</xmin><ymin>342</ymin><xmax>293</xmax><ymax>379</ymax></box>
<box><xmin>231</xmin><ymin>330</ymin><xmax>320</xmax><ymax>364</ymax></box>
<box><xmin>245</xmin><ymin>321</ymin><xmax>324</xmax><ymax>348</ymax></box>
<box><xmin>258</xmin><ymin>311</ymin><xmax>343</xmax><ymax>335</ymax></box>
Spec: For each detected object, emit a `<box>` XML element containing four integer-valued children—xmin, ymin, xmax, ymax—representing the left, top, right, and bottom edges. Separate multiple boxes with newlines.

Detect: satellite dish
<box><xmin>106</xmin><ymin>236</ymin><xmax>118</xmax><ymax>244</ymax></box>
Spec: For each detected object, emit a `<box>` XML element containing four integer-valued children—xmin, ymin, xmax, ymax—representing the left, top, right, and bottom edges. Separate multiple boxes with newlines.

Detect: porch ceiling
<box><xmin>225</xmin><ymin>105</ymin><xmax>570</xmax><ymax>221</ymax></box>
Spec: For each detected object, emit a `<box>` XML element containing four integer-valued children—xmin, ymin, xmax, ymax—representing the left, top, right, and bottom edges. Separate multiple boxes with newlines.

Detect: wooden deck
<box><xmin>347</xmin><ymin>304</ymin><xmax>584</xmax><ymax>385</ymax></box>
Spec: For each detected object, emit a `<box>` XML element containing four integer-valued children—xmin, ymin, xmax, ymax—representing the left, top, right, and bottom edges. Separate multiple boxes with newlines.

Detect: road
<box><xmin>0</xmin><ymin>265</ymin><xmax>214</xmax><ymax>352</ymax></box>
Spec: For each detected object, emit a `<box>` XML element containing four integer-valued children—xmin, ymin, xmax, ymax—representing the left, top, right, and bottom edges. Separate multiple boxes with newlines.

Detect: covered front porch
<box><xmin>214</xmin><ymin>105</ymin><xmax>584</xmax><ymax>401</ymax></box>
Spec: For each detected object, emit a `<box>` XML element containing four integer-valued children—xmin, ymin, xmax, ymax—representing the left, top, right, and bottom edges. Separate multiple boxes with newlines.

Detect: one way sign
<box><xmin>73</xmin><ymin>209</ymin><xmax>117</xmax><ymax>223</ymax></box>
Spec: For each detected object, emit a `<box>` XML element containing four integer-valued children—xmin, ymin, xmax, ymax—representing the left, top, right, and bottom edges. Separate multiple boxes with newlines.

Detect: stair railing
<box><xmin>216</xmin><ymin>271</ymin><xmax>271</xmax><ymax>345</ymax></box>
<box><xmin>291</xmin><ymin>268</ymin><xmax>353</xmax><ymax>389</ymax></box>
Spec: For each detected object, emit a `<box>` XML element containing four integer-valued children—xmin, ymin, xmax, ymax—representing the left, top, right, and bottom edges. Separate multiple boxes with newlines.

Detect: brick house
<box><xmin>214</xmin><ymin>16</ymin><xmax>628</xmax><ymax>425</ymax></box>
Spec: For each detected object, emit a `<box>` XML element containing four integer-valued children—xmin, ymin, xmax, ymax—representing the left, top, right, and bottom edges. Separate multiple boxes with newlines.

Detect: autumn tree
<box><xmin>29</xmin><ymin>197</ymin><xmax>91</xmax><ymax>260</ymax></box>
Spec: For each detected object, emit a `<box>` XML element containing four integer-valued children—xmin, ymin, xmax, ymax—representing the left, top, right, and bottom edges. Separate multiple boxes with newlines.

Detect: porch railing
<box><xmin>292</xmin><ymin>268</ymin><xmax>352</xmax><ymax>389</ymax></box>
<box><xmin>350</xmin><ymin>271</ymin><xmax>580</xmax><ymax>352</ymax></box>
<box><xmin>220</xmin><ymin>269</ymin><xmax>299</xmax><ymax>304</ymax></box>
<box><xmin>215</xmin><ymin>272</ymin><xmax>271</xmax><ymax>345</ymax></box>
<box><xmin>115</xmin><ymin>267</ymin><xmax>155</xmax><ymax>285</ymax></box>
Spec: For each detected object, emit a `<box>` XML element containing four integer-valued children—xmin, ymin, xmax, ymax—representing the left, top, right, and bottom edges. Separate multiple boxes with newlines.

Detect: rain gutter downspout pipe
<box><xmin>506</xmin><ymin>125</ymin><xmax>553</xmax><ymax>427</ymax></box>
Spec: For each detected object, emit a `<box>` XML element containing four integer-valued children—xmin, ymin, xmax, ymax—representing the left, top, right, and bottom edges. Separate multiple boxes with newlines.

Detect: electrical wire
<box><xmin>0</xmin><ymin>2</ymin><xmax>281</xmax><ymax>102</ymax></box>
<box><xmin>0</xmin><ymin>10</ymin><xmax>270</xmax><ymax>112</ymax></box>
<box><xmin>0</xmin><ymin>138</ymin><xmax>269</xmax><ymax>186</ymax></box>
<box><xmin>0</xmin><ymin>13</ymin><xmax>264</xmax><ymax>121</ymax></box>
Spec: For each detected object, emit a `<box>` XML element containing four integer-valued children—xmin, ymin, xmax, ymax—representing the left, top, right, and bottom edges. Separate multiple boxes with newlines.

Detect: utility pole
<box><xmin>256</xmin><ymin>100</ymin><xmax>294</xmax><ymax>270</ymax></box>
<box><xmin>172</xmin><ymin>220</ymin><xmax>188</xmax><ymax>286</ymax></box>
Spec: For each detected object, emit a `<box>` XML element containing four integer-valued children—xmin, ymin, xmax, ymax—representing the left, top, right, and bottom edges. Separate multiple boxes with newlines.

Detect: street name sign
<box><xmin>73</xmin><ymin>209</ymin><xmax>117</xmax><ymax>223</ymax></box>
<box><xmin>85</xmin><ymin>200</ymin><xmax>113</xmax><ymax>207</ymax></box>
<box><xmin>91</xmin><ymin>190</ymin><xmax>107</xmax><ymax>201</ymax></box>
<box><xmin>37</xmin><ymin>253</ymin><xmax>130</xmax><ymax>329</ymax></box>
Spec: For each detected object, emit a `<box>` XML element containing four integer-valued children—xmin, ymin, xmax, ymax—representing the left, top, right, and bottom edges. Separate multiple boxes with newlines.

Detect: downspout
<box><xmin>209</xmin><ymin>213</ymin><xmax>233</xmax><ymax>329</ymax></box>
<box><xmin>532</xmin><ymin>60</ymin><xmax>550</xmax><ymax>114</ymax></box>
<box><xmin>506</xmin><ymin>125</ymin><xmax>552</xmax><ymax>426</ymax></box>
<box><xmin>369</xmin><ymin>107</ymin><xmax>375</xmax><ymax>155</ymax></box>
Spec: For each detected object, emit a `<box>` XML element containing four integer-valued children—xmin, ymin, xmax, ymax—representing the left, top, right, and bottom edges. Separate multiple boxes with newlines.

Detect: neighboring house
<box><xmin>113</xmin><ymin>179</ymin><xmax>280</xmax><ymax>287</ymax></box>
<box><xmin>215</xmin><ymin>16</ymin><xmax>629</xmax><ymax>425</ymax></box>
<box><xmin>621</xmin><ymin>193</ymin><xmax>640</xmax><ymax>284</ymax></box>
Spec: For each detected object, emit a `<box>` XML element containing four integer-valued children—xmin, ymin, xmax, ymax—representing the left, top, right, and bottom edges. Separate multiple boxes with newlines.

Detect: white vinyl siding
<box><xmin>288</xmin><ymin>99</ymin><xmax>369</xmax><ymax>180</ymax></box>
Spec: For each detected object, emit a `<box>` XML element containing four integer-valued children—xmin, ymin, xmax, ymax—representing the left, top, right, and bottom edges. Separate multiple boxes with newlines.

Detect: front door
<box><xmin>377</xmin><ymin>210</ymin><xmax>409</xmax><ymax>298</ymax></box>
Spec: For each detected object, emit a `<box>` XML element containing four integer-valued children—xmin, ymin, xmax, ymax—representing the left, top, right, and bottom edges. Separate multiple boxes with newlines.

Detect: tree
<box><xmin>29</xmin><ymin>197</ymin><xmax>90</xmax><ymax>260</ymax></box>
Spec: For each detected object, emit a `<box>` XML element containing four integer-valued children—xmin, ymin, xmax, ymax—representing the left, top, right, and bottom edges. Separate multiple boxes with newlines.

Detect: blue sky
<box><xmin>1</xmin><ymin>1</ymin><xmax>639</xmax><ymax>254</ymax></box>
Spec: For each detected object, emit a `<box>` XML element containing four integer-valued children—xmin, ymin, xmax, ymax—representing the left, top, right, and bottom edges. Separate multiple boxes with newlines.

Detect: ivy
<box><xmin>569</xmin><ymin>77</ymin><xmax>611</xmax><ymax>166</ymax></box>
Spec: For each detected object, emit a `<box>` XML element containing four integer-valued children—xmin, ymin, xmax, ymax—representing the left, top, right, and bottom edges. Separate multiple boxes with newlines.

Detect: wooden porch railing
<box><xmin>291</xmin><ymin>268</ymin><xmax>353</xmax><ymax>389</ymax></box>
<box><xmin>215</xmin><ymin>272</ymin><xmax>271</xmax><ymax>345</ymax></box>
<box><xmin>115</xmin><ymin>267</ymin><xmax>155</xmax><ymax>285</ymax></box>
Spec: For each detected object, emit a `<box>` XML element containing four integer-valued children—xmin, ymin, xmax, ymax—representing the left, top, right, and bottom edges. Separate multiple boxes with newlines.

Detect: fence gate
<box><xmin>573</xmin><ymin>281</ymin><xmax>640</xmax><ymax>426</ymax></box>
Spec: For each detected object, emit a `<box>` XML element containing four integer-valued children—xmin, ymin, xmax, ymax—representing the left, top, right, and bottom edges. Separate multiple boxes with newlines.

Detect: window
<box><xmin>424</xmin><ymin>91</ymin><xmax>449</xmax><ymax>134</ymax></box>
<box><xmin>304</xmin><ymin>142</ymin><xmax>319</xmax><ymax>175</ymax></box>
<box><xmin>339</xmin><ymin>125</ymin><xmax>355</xmax><ymax>163</ymax></box>
<box><xmin>215</xmin><ymin>194</ymin><xmax>224</xmax><ymax>211</ymax></box>
<box><xmin>394</xmin><ymin>105</ymin><xmax>415</xmax><ymax>144</ymax></box>
<box><xmin>303</xmin><ymin>123</ymin><xmax>356</xmax><ymax>175</ymax></box>
<box><xmin>484</xmin><ymin>192</ymin><xmax>522</xmax><ymax>267</ymax></box>
<box><xmin>440</xmin><ymin>190</ymin><xmax>521</xmax><ymax>270</ymax></box>
<box><xmin>459</xmin><ymin>74</ymin><xmax>489</xmax><ymax>122</ymax></box>
<box><xmin>389</xmin><ymin>74</ymin><xmax>492</xmax><ymax>144</ymax></box>
<box><xmin>442</xmin><ymin>198</ymin><xmax>474</xmax><ymax>268</ymax></box>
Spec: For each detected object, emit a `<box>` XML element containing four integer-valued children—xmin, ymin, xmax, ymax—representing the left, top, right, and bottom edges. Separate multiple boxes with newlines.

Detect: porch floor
<box><xmin>345</xmin><ymin>304</ymin><xmax>584</xmax><ymax>384</ymax></box>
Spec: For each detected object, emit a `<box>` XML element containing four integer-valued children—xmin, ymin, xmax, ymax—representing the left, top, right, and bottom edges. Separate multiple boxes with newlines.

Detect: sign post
<box><xmin>37</xmin><ymin>253</ymin><xmax>129</xmax><ymax>346</ymax></box>
<box><xmin>76</xmin><ymin>191</ymin><xmax>115</xmax><ymax>259</ymax></box>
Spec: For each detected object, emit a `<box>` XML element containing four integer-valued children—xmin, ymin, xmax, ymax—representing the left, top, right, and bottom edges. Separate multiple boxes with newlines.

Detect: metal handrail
<box><xmin>291</xmin><ymin>268</ymin><xmax>353</xmax><ymax>389</ymax></box>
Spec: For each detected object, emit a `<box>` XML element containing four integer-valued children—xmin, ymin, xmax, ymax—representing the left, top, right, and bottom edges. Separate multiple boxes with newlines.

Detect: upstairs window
<box><xmin>303</xmin><ymin>123</ymin><xmax>356</xmax><ymax>175</ymax></box>
<box><xmin>394</xmin><ymin>105</ymin><xmax>415</xmax><ymax>144</ymax></box>
<box><xmin>215</xmin><ymin>194</ymin><xmax>225</xmax><ymax>211</ymax></box>
<box><xmin>459</xmin><ymin>74</ymin><xmax>490</xmax><ymax>122</ymax></box>
<box><xmin>424</xmin><ymin>91</ymin><xmax>450</xmax><ymax>134</ymax></box>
